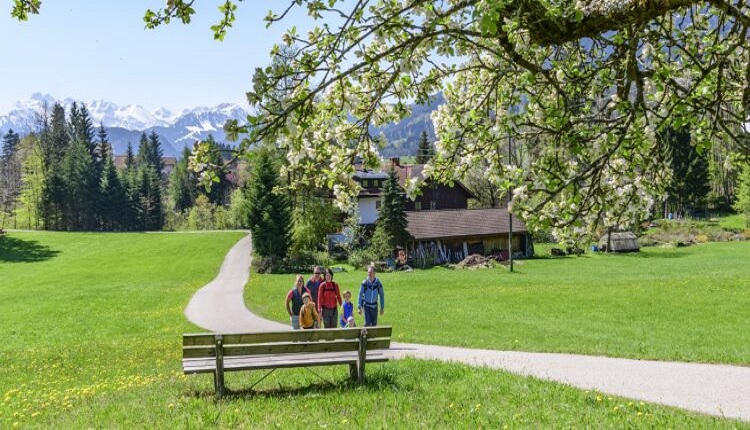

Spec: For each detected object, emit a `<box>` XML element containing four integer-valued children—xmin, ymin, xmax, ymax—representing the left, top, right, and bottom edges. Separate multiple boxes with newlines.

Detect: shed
<box><xmin>406</xmin><ymin>208</ymin><xmax>534</xmax><ymax>265</ymax></box>
<box><xmin>598</xmin><ymin>231</ymin><xmax>640</xmax><ymax>252</ymax></box>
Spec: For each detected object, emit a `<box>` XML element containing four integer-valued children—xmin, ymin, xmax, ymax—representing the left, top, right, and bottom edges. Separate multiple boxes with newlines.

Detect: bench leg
<box><xmin>349</xmin><ymin>363</ymin><xmax>357</xmax><ymax>381</ymax></box>
<box><xmin>213</xmin><ymin>370</ymin><xmax>226</xmax><ymax>397</ymax></box>
<box><xmin>214</xmin><ymin>335</ymin><xmax>225</xmax><ymax>397</ymax></box>
<box><xmin>357</xmin><ymin>330</ymin><xmax>367</xmax><ymax>384</ymax></box>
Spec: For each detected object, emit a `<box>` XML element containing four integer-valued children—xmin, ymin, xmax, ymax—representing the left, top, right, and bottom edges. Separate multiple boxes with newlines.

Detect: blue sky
<box><xmin>0</xmin><ymin>1</ymin><xmax>311</xmax><ymax>113</ymax></box>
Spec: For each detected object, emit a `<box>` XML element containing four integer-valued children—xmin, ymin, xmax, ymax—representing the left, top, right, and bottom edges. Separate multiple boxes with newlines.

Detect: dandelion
<box><xmin>637</xmin><ymin>412</ymin><xmax>643</xmax><ymax>416</ymax></box>
<box><xmin>449</xmin><ymin>403</ymin><xmax>454</xmax><ymax>408</ymax></box>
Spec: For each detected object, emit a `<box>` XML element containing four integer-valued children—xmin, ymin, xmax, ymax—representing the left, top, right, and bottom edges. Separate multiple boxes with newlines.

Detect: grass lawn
<box><xmin>719</xmin><ymin>213</ymin><xmax>749</xmax><ymax>230</ymax></box>
<box><xmin>248</xmin><ymin>241</ymin><xmax>750</xmax><ymax>365</ymax></box>
<box><xmin>2</xmin><ymin>231</ymin><xmax>747</xmax><ymax>428</ymax></box>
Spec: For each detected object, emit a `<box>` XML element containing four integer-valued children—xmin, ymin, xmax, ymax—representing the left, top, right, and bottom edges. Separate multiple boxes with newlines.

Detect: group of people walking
<box><xmin>285</xmin><ymin>265</ymin><xmax>385</xmax><ymax>330</ymax></box>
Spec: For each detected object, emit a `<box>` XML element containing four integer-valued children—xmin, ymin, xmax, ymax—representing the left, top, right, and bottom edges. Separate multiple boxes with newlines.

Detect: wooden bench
<box><xmin>182</xmin><ymin>326</ymin><xmax>392</xmax><ymax>396</ymax></box>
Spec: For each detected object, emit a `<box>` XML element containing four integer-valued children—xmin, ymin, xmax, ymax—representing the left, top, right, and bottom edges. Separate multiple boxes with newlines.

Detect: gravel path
<box><xmin>185</xmin><ymin>233</ymin><xmax>750</xmax><ymax>422</ymax></box>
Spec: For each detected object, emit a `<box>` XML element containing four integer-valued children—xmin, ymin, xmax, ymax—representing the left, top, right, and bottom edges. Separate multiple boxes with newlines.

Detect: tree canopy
<box><xmin>13</xmin><ymin>0</ymin><xmax>750</xmax><ymax>240</ymax></box>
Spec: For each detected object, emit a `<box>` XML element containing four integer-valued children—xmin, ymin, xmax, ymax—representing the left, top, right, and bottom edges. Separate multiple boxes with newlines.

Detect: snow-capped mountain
<box><xmin>0</xmin><ymin>93</ymin><xmax>250</xmax><ymax>156</ymax></box>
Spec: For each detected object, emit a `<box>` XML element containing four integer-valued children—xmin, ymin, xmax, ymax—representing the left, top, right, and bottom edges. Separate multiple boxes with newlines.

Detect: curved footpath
<box><xmin>186</xmin><ymin>233</ymin><xmax>750</xmax><ymax>422</ymax></box>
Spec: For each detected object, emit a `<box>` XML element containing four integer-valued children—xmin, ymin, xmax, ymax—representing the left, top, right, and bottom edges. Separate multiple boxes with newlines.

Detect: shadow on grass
<box><xmin>187</xmin><ymin>371</ymin><xmax>399</xmax><ymax>401</ymax></box>
<box><xmin>0</xmin><ymin>235</ymin><xmax>61</xmax><ymax>263</ymax></box>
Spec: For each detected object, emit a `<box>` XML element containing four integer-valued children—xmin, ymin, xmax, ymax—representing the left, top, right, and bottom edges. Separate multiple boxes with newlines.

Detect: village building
<box><xmin>406</xmin><ymin>208</ymin><xmax>533</xmax><ymax>265</ymax></box>
<box><xmin>350</xmin><ymin>159</ymin><xmax>534</xmax><ymax>264</ymax></box>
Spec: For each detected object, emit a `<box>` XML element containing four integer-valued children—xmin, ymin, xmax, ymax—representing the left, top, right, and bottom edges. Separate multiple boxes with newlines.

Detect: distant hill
<box><xmin>373</xmin><ymin>93</ymin><xmax>443</xmax><ymax>158</ymax></box>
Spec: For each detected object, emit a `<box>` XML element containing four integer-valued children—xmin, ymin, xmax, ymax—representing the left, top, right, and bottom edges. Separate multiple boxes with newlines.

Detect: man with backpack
<box><xmin>358</xmin><ymin>265</ymin><xmax>385</xmax><ymax>326</ymax></box>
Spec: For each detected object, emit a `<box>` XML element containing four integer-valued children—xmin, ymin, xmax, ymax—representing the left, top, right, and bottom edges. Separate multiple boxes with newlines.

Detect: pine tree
<box><xmin>415</xmin><ymin>130</ymin><xmax>434</xmax><ymax>164</ymax></box>
<box><xmin>69</xmin><ymin>102</ymin><xmax>95</xmax><ymax>156</ymax></box>
<box><xmin>134</xmin><ymin>133</ymin><xmax>164</xmax><ymax>230</ymax></box>
<box><xmin>95</xmin><ymin>123</ymin><xmax>109</xmax><ymax>171</ymax></box>
<box><xmin>148</xmin><ymin>131</ymin><xmax>164</xmax><ymax>176</ymax></box>
<box><xmin>124</xmin><ymin>141</ymin><xmax>136</xmax><ymax>171</ymax></box>
<box><xmin>246</xmin><ymin>149</ymin><xmax>292</xmax><ymax>259</ymax></box>
<box><xmin>62</xmin><ymin>138</ymin><xmax>97</xmax><ymax>230</ymax></box>
<box><xmin>2</xmin><ymin>129</ymin><xmax>20</xmax><ymax>158</ymax></box>
<box><xmin>135</xmin><ymin>166</ymin><xmax>163</xmax><ymax>230</ymax></box>
<box><xmin>40</xmin><ymin>103</ymin><xmax>69</xmax><ymax>230</ymax></box>
<box><xmin>377</xmin><ymin>169</ymin><xmax>411</xmax><ymax>247</ymax></box>
<box><xmin>120</xmin><ymin>142</ymin><xmax>139</xmax><ymax>230</ymax></box>
<box><xmin>99</xmin><ymin>149</ymin><xmax>127</xmax><ymax>231</ymax></box>
<box><xmin>137</xmin><ymin>132</ymin><xmax>150</xmax><ymax>168</ymax></box>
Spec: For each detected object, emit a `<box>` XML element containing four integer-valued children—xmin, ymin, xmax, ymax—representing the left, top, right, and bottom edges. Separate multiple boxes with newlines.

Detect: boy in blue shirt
<box><xmin>340</xmin><ymin>290</ymin><xmax>355</xmax><ymax>327</ymax></box>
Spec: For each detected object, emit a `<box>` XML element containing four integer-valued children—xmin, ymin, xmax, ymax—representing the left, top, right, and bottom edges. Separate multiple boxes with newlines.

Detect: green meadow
<box><xmin>1</xmin><ymin>232</ymin><xmax>748</xmax><ymax>428</ymax></box>
<box><xmin>248</xmin><ymin>241</ymin><xmax>750</xmax><ymax>365</ymax></box>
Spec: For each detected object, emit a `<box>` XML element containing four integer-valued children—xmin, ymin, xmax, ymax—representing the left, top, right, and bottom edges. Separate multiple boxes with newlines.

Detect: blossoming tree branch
<box><xmin>13</xmin><ymin>0</ymin><xmax>750</xmax><ymax>241</ymax></box>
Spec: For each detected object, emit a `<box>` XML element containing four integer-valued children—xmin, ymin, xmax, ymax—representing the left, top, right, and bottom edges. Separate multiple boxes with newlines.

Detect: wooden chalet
<box><xmin>389</xmin><ymin>159</ymin><xmax>475</xmax><ymax>211</ymax></box>
<box><xmin>406</xmin><ymin>208</ymin><xmax>533</xmax><ymax>265</ymax></box>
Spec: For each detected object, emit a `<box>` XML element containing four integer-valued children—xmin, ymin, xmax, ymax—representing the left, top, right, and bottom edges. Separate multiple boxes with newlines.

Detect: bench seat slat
<box><xmin>183</xmin><ymin>351</ymin><xmax>389</xmax><ymax>374</ymax></box>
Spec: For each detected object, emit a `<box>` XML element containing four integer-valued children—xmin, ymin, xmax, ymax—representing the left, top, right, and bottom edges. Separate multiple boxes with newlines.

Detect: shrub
<box><xmin>291</xmin><ymin>198</ymin><xmax>342</xmax><ymax>253</ymax></box>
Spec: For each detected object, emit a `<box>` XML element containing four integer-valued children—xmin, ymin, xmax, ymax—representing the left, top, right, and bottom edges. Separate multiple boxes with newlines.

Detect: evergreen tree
<box><xmin>69</xmin><ymin>102</ymin><xmax>96</xmax><ymax>156</ymax></box>
<box><xmin>663</xmin><ymin>128</ymin><xmax>710</xmax><ymax>217</ymax></box>
<box><xmin>168</xmin><ymin>147</ymin><xmax>197</xmax><ymax>212</ymax></box>
<box><xmin>135</xmin><ymin>166</ymin><xmax>163</xmax><ymax>230</ymax></box>
<box><xmin>120</xmin><ymin>142</ymin><xmax>139</xmax><ymax>230</ymax></box>
<box><xmin>148</xmin><ymin>130</ymin><xmax>165</xmax><ymax>176</ymax></box>
<box><xmin>95</xmin><ymin>123</ymin><xmax>109</xmax><ymax>171</ymax></box>
<box><xmin>61</xmin><ymin>138</ymin><xmax>97</xmax><ymax>230</ymax></box>
<box><xmin>415</xmin><ymin>130</ymin><xmax>434</xmax><ymax>164</ymax></box>
<box><xmin>246</xmin><ymin>149</ymin><xmax>292</xmax><ymax>259</ymax></box>
<box><xmin>133</xmin><ymin>133</ymin><xmax>164</xmax><ymax>230</ymax></box>
<box><xmin>2</xmin><ymin>129</ymin><xmax>20</xmax><ymax>158</ymax></box>
<box><xmin>124</xmin><ymin>141</ymin><xmax>136</xmax><ymax>171</ymax></box>
<box><xmin>40</xmin><ymin>103</ymin><xmax>69</xmax><ymax>230</ymax></box>
<box><xmin>137</xmin><ymin>132</ymin><xmax>150</xmax><ymax>168</ymax></box>
<box><xmin>377</xmin><ymin>169</ymin><xmax>411</xmax><ymax>248</ymax></box>
<box><xmin>99</xmin><ymin>149</ymin><xmax>127</xmax><ymax>230</ymax></box>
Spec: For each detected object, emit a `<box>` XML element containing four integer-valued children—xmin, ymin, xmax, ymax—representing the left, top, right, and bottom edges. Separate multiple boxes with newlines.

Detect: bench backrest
<box><xmin>183</xmin><ymin>326</ymin><xmax>392</xmax><ymax>359</ymax></box>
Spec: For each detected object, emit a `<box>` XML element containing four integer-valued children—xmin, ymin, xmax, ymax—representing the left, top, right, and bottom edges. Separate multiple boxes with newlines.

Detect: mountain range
<box><xmin>1</xmin><ymin>93</ymin><xmax>442</xmax><ymax>158</ymax></box>
<box><xmin>0</xmin><ymin>93</ymin><xmax>251</xmax><ymax>157</ymax></box>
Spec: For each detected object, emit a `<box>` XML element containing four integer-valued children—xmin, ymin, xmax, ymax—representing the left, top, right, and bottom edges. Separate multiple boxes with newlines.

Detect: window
<box><xmin>362</xmin><ymin>179</ymin><xmax>370</xmax><ymax>188</ymax></box>
<box><xmin>430</xmin><ymin>200</ymin><xmax>436</xmax><ymax>210</ymax></box>
<box><xmin>414</xmin><ymin>201</ymin><xmax>422</xmax><ymax>211</ymax></box>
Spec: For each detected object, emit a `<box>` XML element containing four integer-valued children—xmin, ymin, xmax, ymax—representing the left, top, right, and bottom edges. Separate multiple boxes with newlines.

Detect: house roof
<box><xmin>354</xmin><ymin>170</ymin><xmax>389</xmax><ymax>180</ymax></box>
<box><xmin>406</xmin><ymin>208</ymin><xmax>528</xmax><ymax>241</ymax></box>
<box><xmin>392</xmin><ymin>163</ymin><xmax>476</xmax><ymax>199</ymax></box>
